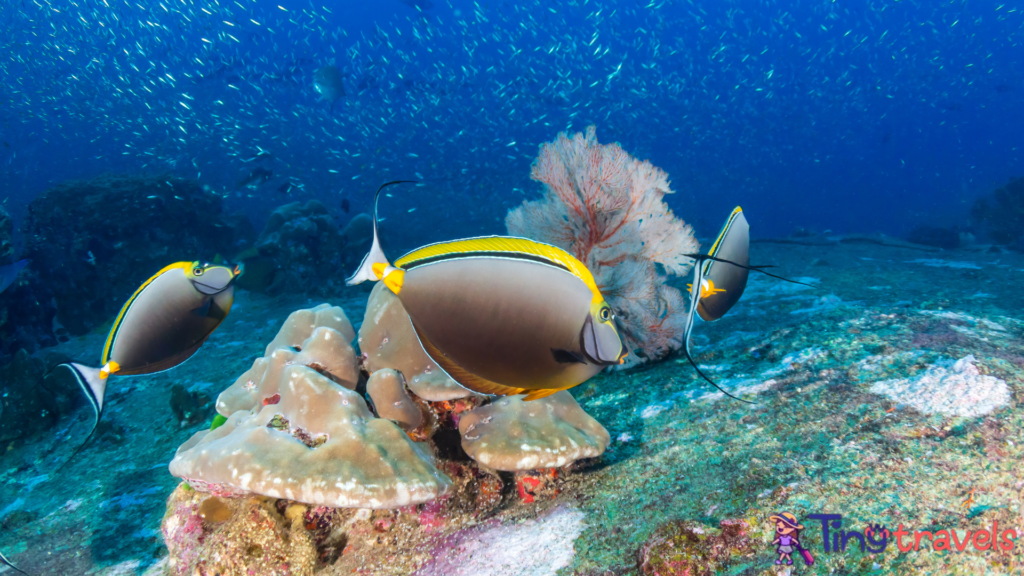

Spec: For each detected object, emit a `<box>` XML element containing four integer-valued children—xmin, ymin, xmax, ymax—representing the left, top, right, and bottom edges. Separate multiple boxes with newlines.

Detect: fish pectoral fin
<box><xmin>551</xmin><ymin>348</ymin><xmax>587</xmax><ymax>364</ymax></box>
<box><xmin>521</xmin><ymin>388</ymin><xmax>562</xmax><ymax>402</ymax></box>
<box><xmin>413</xmin><ymin>323</ymin><xmax>525</xmax><ymax>397</ymax></box>
<box><xmin>190</xmin><ymin>298</ymin><xmax>213</xmax><ymax>317</ymax></box>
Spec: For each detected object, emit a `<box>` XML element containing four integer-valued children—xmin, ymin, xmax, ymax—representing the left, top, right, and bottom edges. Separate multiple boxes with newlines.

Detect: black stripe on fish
<box><xmin>400</xmin><ymin>251</ymin><xmax>573</xmax><ymax>273</ymax></box>
<box><xmin>551</xmin><ymin>348</ymin><xmax>587</xmax><ymax>364</ymax></box>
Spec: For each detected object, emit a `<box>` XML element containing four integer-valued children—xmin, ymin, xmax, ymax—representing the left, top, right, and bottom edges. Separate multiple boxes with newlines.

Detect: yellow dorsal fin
<box><xmin>395</xmin><ymin>236</ymin><xmax>602</xmax><ymax>302</ymax></box>
<box><xmin>414</xmin><ymin>323</ymin><xmax>526</xmax><ymax>397</ymax></box>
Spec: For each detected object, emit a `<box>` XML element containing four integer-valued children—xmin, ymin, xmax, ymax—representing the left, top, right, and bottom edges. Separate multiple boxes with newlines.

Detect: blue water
<box><xmin>1</xmin><ymin>0</ymin><xmax>1021</xmax><ymax>243</ymax></box>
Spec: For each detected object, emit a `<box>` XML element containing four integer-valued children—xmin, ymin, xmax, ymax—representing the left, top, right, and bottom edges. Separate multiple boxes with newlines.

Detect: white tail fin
<box><xmin>66</xmin><ymin>362</ymin><xmax>109</xmax><ymax>415</ymax></box>
<box><xmin>345</xmin><ymin>180</ymin><xmax>419</xmax><ymax>286</ymax></box>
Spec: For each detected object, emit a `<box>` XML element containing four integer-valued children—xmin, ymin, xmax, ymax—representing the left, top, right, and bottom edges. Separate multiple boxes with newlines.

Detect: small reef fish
<box><xmin>0</xmin><ymin>259</ymin><xmax>29</xmax><ymax>294</ymax></box>
<box><xmin>313</xmin><ymin>65</ymin><xmax>346</xmax><ymax>112</ymax></box>
<box><xmin>681</xmin><ymin>208</ymin><xmax>812</xmax><ymax>401</ymax></box>
<box><xmin>348</xmin><ymin>181</ymin><xmax>626</xmax><ymax>401</ymax></box>
<box><xmin>50</xmin><ymin>261</ymin><xmax>239</xmax><ymax>463</ymax></box>
<box><xmin>235</xmin><ymin>167</ymin><xmax>273</xmax><ymax>189</ymax></box>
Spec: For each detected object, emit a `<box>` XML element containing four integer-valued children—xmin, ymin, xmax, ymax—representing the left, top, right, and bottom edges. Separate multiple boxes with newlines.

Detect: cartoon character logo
<box><xmin>770</xmin><ymin>512</ymin><xmax>815</xmax><ymax>567</ymax></box>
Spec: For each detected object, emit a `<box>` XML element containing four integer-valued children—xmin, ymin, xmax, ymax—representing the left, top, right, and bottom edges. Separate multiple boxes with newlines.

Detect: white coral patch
<box><xmin>416</xmin><ymin>505</ymin><xmax>586</xmax><ymax>576</ymax></box>
<box><xmin>868</xmin><ymin>355</ymin><xmax>1009</xmax><ymax>418</ymax></box>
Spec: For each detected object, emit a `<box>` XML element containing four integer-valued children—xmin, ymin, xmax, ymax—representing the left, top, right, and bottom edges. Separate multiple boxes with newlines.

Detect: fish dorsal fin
<box><xmin>395</xmin><ymin>236</ymin><xmax>602</xmax><ymax>302</ymax></box>
<box><xmin>521</xmin><ymin>388</ymin><xmax>562</xmax><ymax>402</ymax></box>
<box><xmin>412</xmin><ymin>321</ymin><xmax>526</xmax><ymax>397</ymax></box>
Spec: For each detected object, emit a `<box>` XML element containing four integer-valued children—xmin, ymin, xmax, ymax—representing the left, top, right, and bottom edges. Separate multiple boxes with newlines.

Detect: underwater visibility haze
<box><xmin>1</xmin><ymin>0</ymin><xmax>1024</xmax><ymax>575</ymax></box>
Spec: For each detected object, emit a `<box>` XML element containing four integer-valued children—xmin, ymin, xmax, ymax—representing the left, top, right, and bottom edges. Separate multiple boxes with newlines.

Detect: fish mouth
<box><xmin>191</xmin><ymin>280</ymin><xmax>230</xmax><ymax>295</ymax></box>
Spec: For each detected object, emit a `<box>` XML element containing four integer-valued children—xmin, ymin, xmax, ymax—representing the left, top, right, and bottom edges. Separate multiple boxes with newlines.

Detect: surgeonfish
<box><xmin>680</xmin><ymin>207</ymin><xmax>813</xmax><ymax>402</ymax></box>
<box><xmin>347</xmin><ymin>181</ymin><xmax>626</xmax><ymax>401</ymax></box>
<box><xmin>0</xmin><ymin>259</ymin><xmax>29</xmax><ymax>294</ymax></box>
<box><xmin>50</xmin><ymin>261</ymin><xmax>239</xmax><ymax>463</ymax></box>
<box><xmin>313</xmin><ymin>65</ymin><xmax>346</xmax><ymax>111</ymax></box>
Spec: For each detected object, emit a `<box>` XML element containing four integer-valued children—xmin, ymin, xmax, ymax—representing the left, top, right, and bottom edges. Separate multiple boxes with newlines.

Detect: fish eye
<box><xmin>600</xmin><ymin>307</ymin><xmax>611</xmax><ymax>321</ymax></box>
<box><xmin>193</xmin><ymin>266</ymin><xmax>204</xmax><ymax>276</ymax></box>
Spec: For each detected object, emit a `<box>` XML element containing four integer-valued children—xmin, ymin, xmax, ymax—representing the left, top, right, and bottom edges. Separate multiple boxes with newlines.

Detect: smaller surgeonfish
<box><xmin>50</xmin><ymin>261</ymin><xmax>239</xmax><ymax>462</ymax></box>
<box><xmin>0</xmin><ymin>259</ymin><xmax>29</xmax><ymax>294</ymax></box>
<box><xmin>347</xmin><ymin>181</ymin><xmax>626</xmax><ymax>401</ymax></box>
<box><xmin>313</xmin><ymin>65</ymin><xmax>346</xmax><ymax>111</ymax></box>
<box><xmin>680</xmin><ymin>207</ymin><xmax>812</xmax><ymax>402</ymax></box>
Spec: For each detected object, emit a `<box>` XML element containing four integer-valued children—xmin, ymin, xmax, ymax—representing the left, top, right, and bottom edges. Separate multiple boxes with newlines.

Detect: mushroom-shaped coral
<box><xmin>265</xmin><ymin>303</ymin><xmax>356</xmax><ymax>354</ymax></box>
<box><xmin>458</xmin><ymin>391</ymin><xmax>610</xmax><ymax>471</ymax></box>
<box><xmin>367</xmin><ymin>368</ymin><xmax>424</xmax><ymax>431</ymax></box>
<box><xmin>359</xmin><ymin>283</ymin><xmax>474</xmax><ymax>402</ymax></box>
<box><xmin>170</xmin><ymin>365</ymin><xmax>452</xmax><ymax>508</ymax></box>
<box><xmin>217</xmin><ymin>324</ymin><xmax>359</xmax><ymax>415</ymax></box>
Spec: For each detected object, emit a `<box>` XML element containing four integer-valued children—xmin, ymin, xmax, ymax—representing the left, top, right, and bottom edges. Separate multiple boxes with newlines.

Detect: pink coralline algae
<box><xmin>506</xmin><ymin>125</ymin><xmax>699</xmax><ymax>366</ymax></box>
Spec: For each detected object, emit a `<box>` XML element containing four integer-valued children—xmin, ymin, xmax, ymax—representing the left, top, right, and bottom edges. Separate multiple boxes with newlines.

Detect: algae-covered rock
<box><xmin>251</xmin><ymin>200</ymin><xmax>346</xmax><ymax>295</ymax></box>
<box><xmin>637</xmin><ymin>519</ymin><xmax>756</xmax><ymax>576</ymax></box>
<box><xmin>162</xmin><ymin>485</ymin><xmax>317</xmax><ymax>576</ymax></box>
<box><xmin>0</xmin><ymin>349</ymin><xmax>55</xmax><ymax>442</ymax></box>
<box><xmin>23</xmin><ymin>174</ymin><xmax>251</xmax><ymax>334</ymax></box>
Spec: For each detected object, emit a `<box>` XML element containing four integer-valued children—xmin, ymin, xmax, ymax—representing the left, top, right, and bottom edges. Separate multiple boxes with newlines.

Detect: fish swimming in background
<box><xmin>0</xmin><ymin>259</ymin><xmax>29</xmax><ymax>294</ymax></box>
<box><xmin>341</xmin><ymin>198</ymin><xmax>350</xmax><ymax>213</ymax></box>
<box><xmin>348</xmin><ymin>181</ymin><xmax>626</xmax><ymax>401</ymax></box>
<box><xmin>236</xmin><ymin>167</ymin><xmax>273</xmax><ymax>189</ymax></box>
<box><xmin>49</xmin><ymin>261</ymin><xmax>239</xmax><ymax>464</ymax></box>
<box><xmin>313</xmin><ymin>65</ymin><xmax>346</xmax><ymax>112</ymax></box>
<box><xmin>680</xmin><ymin>207</ymin><xmax>812</xmax><ymax>402</ymax></box>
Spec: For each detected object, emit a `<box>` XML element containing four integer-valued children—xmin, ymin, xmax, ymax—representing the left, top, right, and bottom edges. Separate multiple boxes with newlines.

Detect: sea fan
<box><xmin>506</xmin><ymin>126</ymin><xmax>699</xmax><ymax>367</ymax></box>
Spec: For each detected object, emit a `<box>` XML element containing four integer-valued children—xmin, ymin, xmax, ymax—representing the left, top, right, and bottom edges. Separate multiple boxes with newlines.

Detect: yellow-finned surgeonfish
<box><xmin>50</xmin><ymin>261</ymin><xmax>239</xmax><ymax>464</ymax></box>
<box><xmin>347</xmin><ymin>181</ymin><xmax>627</xmax><ymax>401</ymax></box>
<box><xmin>680</xmin><ymin>207</ymin><xmax>813</xmax><ymax>403</ymax></box>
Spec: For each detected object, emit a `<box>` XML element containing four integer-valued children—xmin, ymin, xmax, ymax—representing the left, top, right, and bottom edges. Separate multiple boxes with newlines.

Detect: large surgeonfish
<box><xmin>50</xmin><ymin>261</ymin><xmax>239</xmax><ymax>463</ymax></box>
<box><xmin>347</xmin><ymin>181</ymin><xmax>627</xmax><ymax>401</ymax></box>
<box><xmin>680</xmin><ymin>207</ymin><xmax>813</xmax><ymax>402</ymax></box>
<box><xmin>313</xmin><ymin>65</ymin><xmax>346</xmax><ymax>112</ymax></box>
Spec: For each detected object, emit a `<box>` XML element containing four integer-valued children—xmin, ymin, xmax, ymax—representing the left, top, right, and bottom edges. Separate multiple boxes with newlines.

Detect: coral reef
<box><xmin>366</xmin><ymin>368</ymin><xmax>425</xmax><ymax>431</ymax></box>
<box><xmin>458</xmin><ymin>391</ymin><xmax>610</xmax><ymax>471</ymax></box>
<box><xmin>868</xmin><ymin>355</ymin><xmax>1009</xmax><ymax>418</ymax></box>
<box><xmin>217</xmin><ymin>305</ymin><xmax>360</xmax><ymax>415</ymax></box>
<box><xmin>22</xmin><ymin>174</ymin><xmax>251</xmax><ymax>335</ymax></box>
<box><xmin>0</xmin><ymin>349</ymin><xmax>56</xmax><ymax>442</ymax></box>
<box><xmin>247</xmin><ymin>200</ymin><xmax>346</xmax><ymax>295</ymax></box>
<box><xmin>971</xmin><ymin>175</ymin><xmax>1024</xmax><ymax>246</ymax></box>
<box><xmin>0</xmin><ymin>205</ymin><xmax>14</xmax><ymax>264</ymax></box>
<box><xmin>637</xmin><ymin>519</ymin><xmax>756</xmax><ymax>576</ymax></box>
<box><xmin>169</xmin><ymin>384</ymin><xmax>212</xmax><ymax>428</ymax></box>
<box><xmin>171</xmin><ymin>364</ymin><xmax>452</xmax><ymax>508</ymax></box>
<box><xmin>506</xmin><ymin>126</ymin><xmax>699</xmax><ymax>366</ymax></box>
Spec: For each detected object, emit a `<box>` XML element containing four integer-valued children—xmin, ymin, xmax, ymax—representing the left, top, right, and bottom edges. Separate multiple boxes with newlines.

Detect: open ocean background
<box><xmin>2</xmin><ymin>0</ymin><xmax>1022</xmax><ymax>245</ymax></box>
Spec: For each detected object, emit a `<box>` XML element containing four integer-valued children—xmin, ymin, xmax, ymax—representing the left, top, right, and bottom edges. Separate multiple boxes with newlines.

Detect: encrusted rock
<box><xmin>171</xmin><ymin>365</ymin><xmax>452</xmax><ymax>509</ymax></box>
<box><xmin>367</xmin><ymin>368</ymin><xmax>424</xmax><ymax>432</ymax></box>
<box><xmin>638</xmin><ymin>518</ymin><xmax>755</xmax><ymax>576</ymax></box>
<box><xmin>458</xmin><ymin>391</ymin><xmax>610</xmax><ymax>471</ymax></box>
<box><xmin>218</xmin><ymin>310</ymin><xmax>360</xmax><ymax>415</ymax></box>
<box><xmin>265</xmin><ymin>303</ymin><xmax>356</xmax><ymax>353</ymax></box>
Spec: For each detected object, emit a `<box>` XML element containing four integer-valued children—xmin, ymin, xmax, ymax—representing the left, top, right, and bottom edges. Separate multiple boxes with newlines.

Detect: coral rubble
<box><xmin>507</xmin><ymin>126</ymin><xmax>699</xmax><ymax>366</ymax></box>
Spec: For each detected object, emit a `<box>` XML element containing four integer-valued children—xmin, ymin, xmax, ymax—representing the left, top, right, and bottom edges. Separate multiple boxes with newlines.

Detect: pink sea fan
<box><xmin>506</xmin><ymin>126</ymin><xmax>699</xmax><ymax>367</ymax></box>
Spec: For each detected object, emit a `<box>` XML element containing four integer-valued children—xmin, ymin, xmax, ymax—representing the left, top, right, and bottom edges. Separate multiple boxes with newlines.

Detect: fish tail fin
<box><xmin>0</xmin><ymin>548</ymin><xmax>30</xmax><ymax>576</ymax></box>
<box><xmin>47</xmin><ymin>362</ymin><xmax>110</xmax><ymax>469</ymax></box>
<box><xmin>346</xmin><ymin>180</ymin><xmax>420</xmax><ymax>288</ymax></box>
